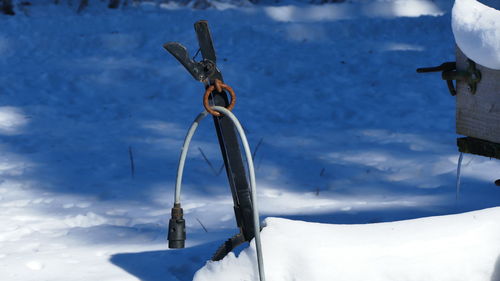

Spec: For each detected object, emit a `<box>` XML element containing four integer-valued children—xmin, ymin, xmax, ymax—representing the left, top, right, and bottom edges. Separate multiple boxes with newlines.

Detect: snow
<box><xmin>194</xmin><ymin>207</ymin><xmax>500</xmax><ymax>281</ymax></box>
<box><xmin>0</xmin><ymin>0</ymin><xmax>500</xmax><ymax>281</ymax></box>
<box><xmin>263</xmin><ymin>0</ymin><xmax>444</xmax><ymax>22</ymax></box>
<box><xmin>452</xmin><ymin>0</ymin><xmax>500</xmax><ymax>69</ymax></box>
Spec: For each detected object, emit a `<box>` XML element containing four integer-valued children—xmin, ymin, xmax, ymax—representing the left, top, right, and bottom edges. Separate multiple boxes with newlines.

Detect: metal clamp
<box><xmin>417</xmin><ymin>60</ymin><xmax>481</xmax><ymax>96</ymax></box>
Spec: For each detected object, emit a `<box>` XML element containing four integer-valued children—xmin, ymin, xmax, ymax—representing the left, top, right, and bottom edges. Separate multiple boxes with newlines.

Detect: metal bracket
<box><xmin>443</xmin><ymin>59</ymin><xmax>481</xmax><ymax>95</ymax></box>
<box><xmin>457</xmin><ymin>137</ymin><xmax>500</xmax><ymax>160</ymax></box>
<box><xmin>417</xmin><ymin>60</ymin><xmax>481</xmax><ymax>96</ymax></box>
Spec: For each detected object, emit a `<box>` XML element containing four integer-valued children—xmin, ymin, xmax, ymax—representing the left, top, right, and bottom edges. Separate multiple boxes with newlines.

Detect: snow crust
<box><xmin>195</xmin><ymin>207</ymin><xmax>500</xmax><ymax>281</ymax></box>
<box><xmin>452</xmin><ymin>0</ymin><xmax>500</xmax><ymax>69</ymax></box>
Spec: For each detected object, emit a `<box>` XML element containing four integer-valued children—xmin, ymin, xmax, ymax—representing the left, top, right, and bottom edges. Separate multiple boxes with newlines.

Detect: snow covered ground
<box><xmin>195</xmin><ymin>207</ymin><xmax>500</xmax><ymax>281</ymax></box>
<box><xmin>1</xmin><ymin>0</ymin><xmax>500</xmax><ymax>280</ymax></box>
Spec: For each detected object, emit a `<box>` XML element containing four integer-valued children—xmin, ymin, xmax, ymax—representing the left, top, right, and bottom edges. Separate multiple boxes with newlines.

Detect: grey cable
<box><xmin>173</xmin><ymin>107</ymin><xmax>266</xmax><ymax>281</ymax></box>
<box><xmin>174</xmin><ymin>111</ymin><xmax>209</xmax><ymax>204</ymax></box>
<box><xmin>211</xmin><ymin>106</ymin><xmax>266</xmax><ymax>281</ymax></box>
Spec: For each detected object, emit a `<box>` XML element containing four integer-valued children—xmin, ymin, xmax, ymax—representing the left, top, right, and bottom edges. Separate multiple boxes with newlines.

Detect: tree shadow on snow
<box><xmin>110</xmin><ymin>241</ymin><xmax>222</xmax><ymax>281</ymax></box>
<box><xmin>491</xmin><ymin>255</ymin><xmax>500</xmax><ymax>281</ymax></box>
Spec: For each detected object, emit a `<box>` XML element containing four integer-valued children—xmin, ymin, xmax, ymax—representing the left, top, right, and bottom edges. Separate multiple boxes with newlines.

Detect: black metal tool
<box><xmin>164</xmin><ymin>20</ymin><xmax>255</xmax><ymax>261</ymax></box>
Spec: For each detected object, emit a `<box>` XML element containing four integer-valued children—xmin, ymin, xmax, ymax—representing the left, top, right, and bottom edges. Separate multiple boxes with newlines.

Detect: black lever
<box><xmin>417</xmin><ymin>62</ymin><xmax>458</xmax><ymax>96</ymax></box>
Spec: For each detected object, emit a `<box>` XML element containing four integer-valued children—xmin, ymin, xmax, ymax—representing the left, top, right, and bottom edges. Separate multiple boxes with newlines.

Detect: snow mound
<box><xmin>452</xmin><ymin>0</ymin><xmax>500</xmax><ymax>70</ymax></box>
<box><xmin>194</xmin><ymin>207</ymin><xmax>500</xmax><ymax>281</ymax></box>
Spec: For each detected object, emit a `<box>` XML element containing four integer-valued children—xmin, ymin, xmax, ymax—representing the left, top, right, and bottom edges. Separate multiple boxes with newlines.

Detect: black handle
<box><xmin>416</xmin><ymin>62</ymin><xmax>456</xmax><ymax>73</ymax></box>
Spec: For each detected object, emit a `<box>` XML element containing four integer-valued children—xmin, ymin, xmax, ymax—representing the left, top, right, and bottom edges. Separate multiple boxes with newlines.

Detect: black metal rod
<box><xmin>193</xmin><ymin>20</ymin><xmax>256</xmax><ymax>242</ymax></box>
<box><xmin>209</xmin><ymin>89</ymin><xmax>255</xmax><ymax>241</ymax></box>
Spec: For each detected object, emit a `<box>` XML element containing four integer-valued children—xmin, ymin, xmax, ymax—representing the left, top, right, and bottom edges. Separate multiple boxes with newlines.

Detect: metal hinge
<box><xmin>417</xmin><ymin>59</ymin><xmax>481</xmax><ymax>96</ymax></box>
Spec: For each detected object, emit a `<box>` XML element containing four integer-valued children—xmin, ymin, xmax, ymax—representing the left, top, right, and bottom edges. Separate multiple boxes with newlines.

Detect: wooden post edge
<box><xmin>457</xmin><ymin>137</ymin><xmax>500</xmax><ymax>160</ymax></box>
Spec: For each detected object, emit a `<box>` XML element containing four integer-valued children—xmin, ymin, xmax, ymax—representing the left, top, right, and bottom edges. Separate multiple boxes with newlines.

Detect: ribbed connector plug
<box><xmin>168</xmin><ymin>203</ymin><xmax>186</xmax><ymax>249</ymax></box>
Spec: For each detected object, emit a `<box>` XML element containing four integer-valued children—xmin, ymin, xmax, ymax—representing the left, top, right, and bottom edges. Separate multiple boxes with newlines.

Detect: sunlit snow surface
<box><xmin>1</xmin><ymin>0</ymin><xmax>500</xmax><ymax>280</ymax></box>
<box><xmin>195</xmin><ymin>207</ymin><xmax>500</xmax><ymax>281</ymax></box>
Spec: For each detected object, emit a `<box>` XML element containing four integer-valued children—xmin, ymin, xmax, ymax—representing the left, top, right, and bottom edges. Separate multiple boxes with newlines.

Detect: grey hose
<box><xmin>174</xmin><ymin>111</ymin><xmax>209</xmax><ymax>204</ymax></box>
<box><xmin>173</xmin><ymin>107</ymin><xmax>266</xmax><ymax>281</ymax></box>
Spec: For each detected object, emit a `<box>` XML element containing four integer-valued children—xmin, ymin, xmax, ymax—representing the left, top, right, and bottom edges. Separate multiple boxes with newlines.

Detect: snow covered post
<box><xmin>452</xmin><ymin>0</ymin><xmax>500</xmax><ymax>159</ymax></box>
<box><xmin>455</xmin><ymin>48</ymin><xmax>500</xmax><ymax>158</ymax></box>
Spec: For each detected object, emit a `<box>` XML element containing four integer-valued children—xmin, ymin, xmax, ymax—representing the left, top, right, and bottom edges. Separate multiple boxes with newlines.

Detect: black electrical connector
<box><xmin>168</xmin><ymin>203</ymin><xmax>185</xmax><ymax>249</ymax></box>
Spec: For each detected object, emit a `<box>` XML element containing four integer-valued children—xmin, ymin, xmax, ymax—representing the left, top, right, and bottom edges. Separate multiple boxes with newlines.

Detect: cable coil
<box><xmin>172</xmin><ymin>106</ymin><xmax>266</xmax><ymax>281</ymax></box>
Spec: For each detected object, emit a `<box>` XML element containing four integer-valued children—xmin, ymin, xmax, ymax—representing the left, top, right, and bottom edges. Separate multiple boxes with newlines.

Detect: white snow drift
<box><xmin>452</xmin><ymin>0</ymin><xmax>500</xmax><ymax>69</ymax></box>
<box><xmin>194</xmin><ymin>207</ymin><xmax>500</xmax><ymax>281</ymax></box>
